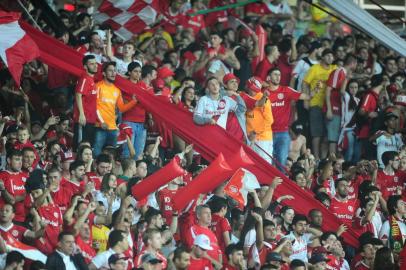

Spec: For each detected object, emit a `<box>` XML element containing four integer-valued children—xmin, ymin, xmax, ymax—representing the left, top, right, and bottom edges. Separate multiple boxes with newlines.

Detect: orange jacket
<box><xmin>96</xmin><ymin>80</ymin><xmax>136</xmax><ymax>130</ymax></box>
<box><xmin>246</xmin><ymin>92</ymin><xmax>274</xmax><ymax>141</ymax></box>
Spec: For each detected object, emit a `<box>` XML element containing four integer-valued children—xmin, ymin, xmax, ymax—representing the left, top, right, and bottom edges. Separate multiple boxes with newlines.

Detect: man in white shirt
<box><xmin>379</xmin><ymin>195</ymin><xmax>406</xmax><ymax>250</ymax></box>
<box><xmin>46</xmin><ymin>231</ymin><xmax>88</xmax><ymax>270</ymax></box>
<box><xmin>283</xmin><ymin>214</ymin><xmax>322</xmax><ymax>263</ymax></box>
<box><xmin>89</xmin><ymin>230</ymin><xmax>129</xmax><ymax>270</ymax></box>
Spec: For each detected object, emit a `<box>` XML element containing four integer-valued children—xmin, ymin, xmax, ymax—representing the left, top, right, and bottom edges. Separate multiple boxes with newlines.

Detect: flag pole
<box><xmin>16</xmin><ymin>0</ymin><xmax>43</xmax><ymax>31</ymax></box>
<box><xmin>188</xmin><ymin>0</ymin><xmax>259</xmax><ymax>16</ymax></box>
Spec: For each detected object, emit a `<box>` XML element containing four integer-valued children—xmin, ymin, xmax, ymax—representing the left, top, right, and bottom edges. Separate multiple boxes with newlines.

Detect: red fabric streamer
<box><xmin>227</xmin><ymin>147</ymin><xmax>255</xmax><ymax>170</ymax></box>
<box><xmin>20</xmin><ymin>22</ymin><xmax>360</xmax><ymax>247</ymax></box>
<box><xmin>131</xmin><ymin>156</ymin><xmax>184</xmax><ymax>200</ymax></box>
<box><xmin>172</xmin><ymin>153</ymin><xmax>232</xmax><ymax>211</ymax></box>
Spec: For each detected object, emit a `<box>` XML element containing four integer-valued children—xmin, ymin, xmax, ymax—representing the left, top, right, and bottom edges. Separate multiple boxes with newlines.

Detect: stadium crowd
<box><xmin>0</xmin><ymin>0</ymin><xmax>405</xmax><ymax>269</ymax></box>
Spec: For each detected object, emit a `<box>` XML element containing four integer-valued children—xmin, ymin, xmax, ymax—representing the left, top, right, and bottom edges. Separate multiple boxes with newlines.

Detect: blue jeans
<box><xmin>94</xmin><ymin>128</ymin><xmax>118</xmax><ymax>157</ymax></box>
<box><xmin>273</xmin><ymin>131</ymin><xmax>291</xmax><ymax>171</ymax></box>
<box><xmin>344</xmin><ymin>130</ymin><xmax>361</xmax><ymax>163</ymax></box>
<box><xmin>122</xmin><ymin>121</ymin><xmax>147</xmax><ymax>160</ymax></box>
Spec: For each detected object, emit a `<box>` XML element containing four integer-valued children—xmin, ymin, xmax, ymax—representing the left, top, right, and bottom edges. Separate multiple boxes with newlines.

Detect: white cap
<box><xmin>193</xmin><ymin>234</ymin><xmax>213</xmax><ymax>250</ymax></box>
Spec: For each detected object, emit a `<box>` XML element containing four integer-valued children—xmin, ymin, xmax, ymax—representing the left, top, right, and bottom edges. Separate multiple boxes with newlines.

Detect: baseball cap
<box><xmin>141</xmin><ymin>253</ymin><xmax>163</xmax><ymax>264</ymax></box>
<box><xmin>309</xmin><ymin>253</ymin><xmax>330</xmax><ymax>264</ymax></box>
<box><xmin>322</xmin><ymin>48</ymin><xmax>334</xmax><ymax>57</ymax></box>
<box><xmin>384</xmin><ymin>111</ymin><xmax>398</xmax><ymax>121</ymax></box>
<box><xmin>60</xmin><ymin>150</ymin><xmax>75</xmax><ymax>163</ymax></box>
<box><xmin>158</xmin><ymin>67</ymin><xmax>174</xmax><ymax>79</ymax></box>
<box><xmin>108</xmin><ymin>254</ymin><xmax>129</xmax><ymax>265</ymax></box>
<box><xmin>193</xmin><ymin>234</ymin><xmax>213</xmax><ymax>250</ymax></box>
<box><xmin>223</xmin><ymin>73</ymin><xmax>240</xmax><ymax>85</ymax></box>
<box><xmin>266</xmin><ymin>252</ymin><xmax>285</xmax><ymax>263</ymax></box>
<box><xmin>246</xmin><ymin>76</ymin><xmax>263</xmax><ymax>92</ymax></box>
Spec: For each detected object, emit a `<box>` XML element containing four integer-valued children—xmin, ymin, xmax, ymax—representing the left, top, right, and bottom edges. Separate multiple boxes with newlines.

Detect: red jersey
<box><xmin>326</xmin><ymin>67</ymin><xmax>347</xmax><ymax>116</ymax></box>
<box><xmin>75</xmin><ymin>235</ymin><xmax>96</xmax><ymax>264</ymax></box>
<box><xmin>205</xmin><ymin>0</ymin><xmax>236</xmax><ymax>28</ymax></box>
<box><xmin>36</xmin><ymin>203</ymin><xmax>63</xmax><ymax>253</ymax></box>
<box><xmin>86</xmin><ymin>172</ymin><xmax>102</xmax><ymax>191</ymax></box>
<box><xmin>0</xmin><ymin>170</ymin><xmax>28</xmax><ymax>222</ymax></box>
<box><xmin>185</xmin><ymin>224</ymin><xmax>222</xmax><ymax>262</ymax></box>
<box><xmin>210</xmin><ymin>214</ymin><xmax>231</xmax><ymax>254</ymax></box>
<box><xmin>50</xmin><ymin>184</ymin><xmax>74</xmax><ymax>213</ymax></box>
<box><xmin>353</xmin><ymin>216</ymin><xmax>375</xmax><ymax>235</ymax></box>
<box><xmin>326</xmin><ymin>254</ymin><xmax>342</xmax><ymax>270</ymax></box>
<box><xmin>268</xmin><ymin>86</ymin><xmax>301</xmax><ymax>132</ymax></box>
<box><xmin>277</xmin><ymin>53</ymin><xmax>293</xmax><ymax>86</ymax></box>
<box><xmin>330</xmin><ymin>197</ymin><xmax>356</xmax><ymax>226</ymax></box>
<box><xmin>357</xmin><ymin>91</ymin><xmax>379</xmax><ymax>138</ymax></box>
<box><xmin>61</xmin><ymin>178</ymin><xmax>84</xmax><ymax>196</ymax></box>
<box><xmin>162</xmin><ymin>10</ymin><xmax>187</xmax><ymax>34</ymax></box>
<box><xmin>248</xmin><ymin>241</ymin><xmax>275</xmax><ymax>267</ymax></box>
<box><xmin>255</xmin><ymin>58</ymin><xmax>275</xmax><ymax>81</ymax></box>
<box><xmin>0</xmin><ymin>223</ymin><xmax>28</xmax><ymax>242</ymax></box>
<box><xmin>245</xmin><ymin>3</ymin><xmax>272</xmax><ymax>15</ymax></box>
<box><xmin>122</xmin><ymin>81</ymin><xmax>153</xmax><ymax>123</ymax></box>
<box><xmin>188</xmin><ymin>256</ymin><xmax>213</xmax><ymax>270</ymax></box>
<box><xmin>184</xmin><ymin>9</ymin><xmax>206</xmax><ymax>35</ymax></box>
<box><xmin>73</xmin><ymin>73</ymin><xmax>97</xmax><ymax>124</ymax></box>
<box><xmin>376</xmin><ymin>170</ymin><xmax>404</xmax><ymax>200</ymax></box>
<box><xmin>157</xmin><ymin>187</ymin><xmax>178</xmax><ymax>225</ymax></box>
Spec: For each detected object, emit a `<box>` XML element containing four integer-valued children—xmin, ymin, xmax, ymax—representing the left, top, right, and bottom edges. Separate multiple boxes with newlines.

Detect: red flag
<box><xmin>93</xmin><ymin>0</ymin><xmax>161</xmax><ymax>40</ymax></box>
<box><xmin>0</xmin><ymin>11</ymin><xmax>39</xmax><ymax>87</ymax></box>
<box><xmin>224</xmin><ymin>168</ymin><xmax>260</xmax><ymax>209</ymax></box>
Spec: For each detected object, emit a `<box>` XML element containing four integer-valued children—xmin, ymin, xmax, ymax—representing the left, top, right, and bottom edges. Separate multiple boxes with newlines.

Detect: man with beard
<box><xmin>266</xmin><ymin>67</ymin><xmax>309</xmax><ymax>170</ymax></box>
<box><xmin>330</xmin><ymin>178</ymin><xmax>356</xmax><ymax>227</ymax></box>
<box><xmin>73</xmin><ymin>55</ymin><xmax>98</xmax><ymax>148</ymax></box>
<box><xmin>61</xmin><ymin>160</ymin><xmax>88</xmax><ymax>196</ymax></box>
<box><xmin>171</xmin><ymin>246</ymin><xmax>191</xmax><ymax>270</ymax></box>
<box><xmin>284</xmin><ymin>214</ymin><xmax>321</xmax><ymax>263</ymax></box>
<box><xmin>0</xmin><ymin>150</ymin><xmax>28</xmax><ymax>223</ymax></box>
<box><xmin>94</xmin><ymin>62</ymin><xmax>137</xmax><ymax>157</ymax></box>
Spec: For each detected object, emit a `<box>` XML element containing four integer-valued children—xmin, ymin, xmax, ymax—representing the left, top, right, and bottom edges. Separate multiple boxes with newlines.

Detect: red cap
<box><xmin>60</xmin><ymin>151</ymin><xmax>75</xmax><ymax>162</ymax></box>
<box><xmin>158</xmin><ymin>67</ymin><xmax>174</xmax><ymax>79</ymax></box>
<box><xmin>246</xmin><ymin>76</ymin><xmax>263</xmax><ymax>92</ymax></box>
<box><xmin>223</xmin><ymin>73</ymin><xmax>240</xmax><ymax>85</ymax></box>
<box><xmin>152</xmin><ymin>78</ymin><xmax>165</xmax><ymax>89</ymax></box>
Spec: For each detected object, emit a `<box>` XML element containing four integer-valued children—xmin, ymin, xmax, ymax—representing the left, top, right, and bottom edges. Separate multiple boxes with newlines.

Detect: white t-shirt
<box><xmin>379</xmin><ymin>218</ymin><xmax>406</xmax><ymax>246</ymax></box>
<box><xmin>194</xmin><ymin>95</ymin><xmax>238</xmax><ymax>129</ymax></box>
<box><xmin>284</xmin><ymin>232</ymin><xmax>312</xmax><ymax>262</ymax></box>
<box><xmin>91</xmin><ymin>248</ymin><xmax>115</xmax><ymax>269</ymax></box>
<box><xmin>95</xmin><ymin>191</ymin><xmax>121</xmax><ymax>214</ymax></box>
<box><xmin>376</xmin><ymin>132</ymin><xmax>403</xmax><ymax>168</ymax></box>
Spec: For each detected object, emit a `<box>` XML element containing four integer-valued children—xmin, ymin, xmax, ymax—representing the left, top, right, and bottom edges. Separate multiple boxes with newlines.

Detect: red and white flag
<box><xmin>224</xmin><ymin>168</ymin><xmax>260</xmax><ymax>208</ymax></box>
<box><xmin>93</xmin><ymin>0</ymin><xmax>161</xmax><ymax>40</ymax></box>
<box><xmin>1</xmin><ymin>231</ymin><xmax>47</xmax><ymax>263</ymax></box>
<box><xmin>0</xmin><ymin>11</ymin><xmax>39</xmax><ymax>87</ymax></box>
